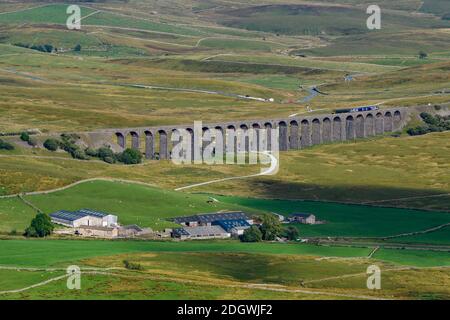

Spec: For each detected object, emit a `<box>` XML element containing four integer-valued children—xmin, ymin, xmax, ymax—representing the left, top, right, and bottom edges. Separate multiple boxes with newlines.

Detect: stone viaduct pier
<box><xmin>81</xmin><ymin>107</ymin><xmax>408</xmax><ymax>160</ymax></box>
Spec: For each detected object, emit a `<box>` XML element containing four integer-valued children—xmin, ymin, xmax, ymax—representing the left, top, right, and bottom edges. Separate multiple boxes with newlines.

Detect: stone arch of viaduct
<box><xmin>88</xmin><ymin>108</ymin><xmax>408</xmax><ymax>160</ymax></box>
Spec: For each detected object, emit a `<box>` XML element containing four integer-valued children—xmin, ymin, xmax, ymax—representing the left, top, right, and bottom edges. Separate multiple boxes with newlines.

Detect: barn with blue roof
<box><xmin>213</xmin><ymin>219</ymin><xmax>251</xmax><ymax>236</ymax></box>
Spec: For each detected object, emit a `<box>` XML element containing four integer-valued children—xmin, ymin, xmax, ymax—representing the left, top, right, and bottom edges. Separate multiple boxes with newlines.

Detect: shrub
<box><xmin>284</xmin><ymin>226</ymin><xmax>300</xmax><ymax>241</ymax></box>
<box><xmin>407</xmin><ymin>113</ymin><xmax>450</xmax><ymax>136</ymax></box>
<box><xmin>43</xmin><ymin>138</ymin><xmax>59</xmax><ymax>151</ymax></box>
<box><xmin>20</xmin><ymin>132</ymin><xmax>30</xmax><ymax>142</ymax></box>
<box><xmin>24</xmin><ymin>213</ymin><xmax>54</xmax><ymax>238</ymax></box>
<box><xmin>85</xmin><ymin>148</ymin><xmax>98</xmax><ymax>157</ymax></box>
<box><xmin>97</xmin><ymin>146</ymin><xmax>115</xmax><ymax>161</ymax></box>
<box><xmin>27</xmin><ymin>137</ymin><xmax>38</xmax><ymax>147</ymax></box>
<box><xmin>71</xmin><ymin>148</ymin><xmax>89</xmax><ymax>160</ymax></box>
<box><xmin>118</xmin><ymin>148</ymin><xmax>142</xmax><ymax>165</ymax></box>
<box><xmin>104</xmin><ymin>156</ymin><xmax>115</xmax><ymax>164</ymax></box>
<box><xmin>240</xmin><ymin>226</ymin><xmax>262</xmax><ymax>242</ymax></box>
<box><xmin>0</xmin><ymin>139</ymin><xmax>14</xmax><ymax>150</ymax></box>
<box><xmin>123</xmin><ymin>260</ymin><xmax>144</xmax><ymax>270</ymax></box>
<box><xmin>259</xmin><ymin>214</ymin><xmax>283</xmax><ymax>241</ymax></box>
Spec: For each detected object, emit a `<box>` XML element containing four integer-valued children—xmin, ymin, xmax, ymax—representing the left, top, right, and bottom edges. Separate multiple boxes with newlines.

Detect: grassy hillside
<box><xmin>0</xmin><ymin>239</ymin><xmax>448</xmax><ymax>299</ymax></box>
<box><xmin>216</xmin><ymin>196</ymin><xmax>450</xmax><ymax>238</ymax></box>
<box><xmin>21</xmin><ymin>180</ymin><xmax>252</xmax><ymax>231</ymax></box>
<box><xmin>1</xmin><ymin>131</ymin><xmax>449</xmax><ymax>213</ymax></box>
<box><xmin>0</xmin><ymin>178</ymin><xmax>449</xmax><ymax>241</ymax></box>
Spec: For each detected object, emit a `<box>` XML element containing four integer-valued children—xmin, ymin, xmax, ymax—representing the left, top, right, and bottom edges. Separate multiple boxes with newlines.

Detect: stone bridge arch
<box><xmin>365</xmin><ymin>114</ymin><xmax>375</xmax><ymax>137</ymax></box>
<box><xmin>333</xmin><ymin>117</ymin><xmax>342</xmax><ymax>141</ymax></box>
<box><xmin>278</xmin><ymin>121</ymin><xmax>288</xmax><ymax>151</ymax></box>
<box><xmin>393</xmin><ymin>110</ymin><xmax>402</xmax><ymax>131</ymax></box>
<box><xmin>355</xmin><ymin>115</ymin><xmax>365</xmax><ymax>139</ymax></box>
<box><xmin>264</xmin><ymin>122</ymin><xmax>272</xmax><ymax>151</ymax></box>
<box><xmin>144</xmin><ymin>130</ymin><xmax>154</xmax><ymax>159</ymax></box>
<box><xmin>375</xmin><ymin>113</ymin><xmax>384</xmax><ymax>134</ymax></box>
<box><xmin>300</xmin><ymin>119</ymin><xmax>311</xmax><ymax>148</ymax></box>
<box><xmin>158</xmin><ymin>130</ymin><xmax>168</xmax><ymax>160</ymax></box>
<box><xmin>289</xmin><ymin>120</ymin><xmax>299</xmax><ymax>150</ymax></box>
<box><xmin>115</xmin><ymin>132</ymin><xmax>126</xmax><ymax>149</ymax></box>
<box><xmin>322</xmin><ymin>117</ymin><xmax>332</xmax><ymax>143</ymax></box>
<box><xmin>311</xmin><ymin>119</ymin><xmax>321</xmax><ymax>145</ymax></box>
<box><xmin>384</xmin><ymin>111</ymin><xmax>393</xmax><ymax>132</ymax></box>
<box><xmin>346</xmin><ymin>115</ymin><xmax>355</xmax><ymax>140</ymax></box>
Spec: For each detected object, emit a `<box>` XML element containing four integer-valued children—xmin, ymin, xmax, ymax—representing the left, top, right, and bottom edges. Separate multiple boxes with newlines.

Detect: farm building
<box><xmin>172</xmin><ymin>225</ymin><xmax>230</xmax><ymax>240</ymax></box>
<box><xmin>213</xmin><ymin>219</ymin><xmax>251</xmax><ymax>236</ymax></box>
<box><xmin>289</xmin><ymin>213</ymin><xmax>316</xmax><ymax>225</ymax></box>
<box><xmin>50</xmin><ymin>209</ymin><xmax>118</xmax><ymax>228</ymax></box>
<box><xmin>172</xmin><ymin>211</ymin><xmax>253</xmax><ymax>226</ymax></box>
<box><xmin>74</xmin><ymin>224</ymin><xmax>151</xmax><ymax>239</ymax></box>
<box><xmin>75</xmin><ymin>225</ymin><xmax>119</xmax><ymax>239</ymax></box>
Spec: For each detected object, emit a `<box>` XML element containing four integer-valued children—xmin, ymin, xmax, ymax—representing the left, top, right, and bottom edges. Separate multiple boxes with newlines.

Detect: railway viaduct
<box><xmin>81</xmin><ymin>107</ymin><xmax>408</xmax><ymax>160</ymax></box>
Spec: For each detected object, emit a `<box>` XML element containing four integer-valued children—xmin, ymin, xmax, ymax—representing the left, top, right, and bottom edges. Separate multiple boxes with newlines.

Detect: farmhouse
<box><xmin>289</xmin><ymin>213</ymin><xmax>316</xmax><ymax>225</ymax></box>
<box><xmin>50</xmin><ymin>209</ymin><xmax>118</xmax><ymax>228</ymax></box>
<box><xmin>75</xmin><ymin>225</ymin><xmax>119</xmax><ymax>239</ymax></box>
<box><xmin>74</xmin><ymin>224</ymin><xmax>151</xmax><ymax>239</ymax></box>
<box><xmin>172</xmin><ymin>225</ymin><xmax>230</xmax><ymax>240</ymax></box>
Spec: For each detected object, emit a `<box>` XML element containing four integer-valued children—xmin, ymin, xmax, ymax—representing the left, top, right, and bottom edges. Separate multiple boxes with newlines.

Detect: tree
<box><xmin>0</xmin><ymin>139</ymin><xmax>14</xmax><ymax>150</ymax></box>
<box><xmin>20</xmin><ymin>131</ymin><xmax>30</xmax><ymax>142</ymax></box>
<box><xmin>74</xmin><ymin>44</ymin><xmax>82</xmax><ymax>52</ymax></box>
<box><xmin>241</xmin><ymin>226</ymin><xmax>263</xmax><ymax>242</ymax></box>
<box><xmin>118</xmin><ymin>148</ymin><xmax>142</xmax><ymax>164</ymax></box>
<box><xmin>419</xmin><ymin>51</ymin><xmax>428</xmax><ymax>59</ymax></box>
<box><xmin>27</xmin><ymin>137</ymin><xmax>38</xmax><ymax>147</ymax></box>
<box><xmin>284</xmin><ymin>226</ymin><xmax>300</xmax><ymax>241</ymax></box>
<box><xmin>97</xmin><ymin>146</ymin><xmax>115</xmax><ymax>162</ymax></box>
<box><xmin>43</xmin><ymin>138</ymin><xmax>59</xmax><ymax>151</ymax></box>
<box><xmin>24</xmin><ymin>213</ymin><xmax>54</xmax><ymax>238</ymax></box>
<box><xmin>259</xmin><ymin>214</ymin><xmax>283</xmax><ymax>241</ymax></box>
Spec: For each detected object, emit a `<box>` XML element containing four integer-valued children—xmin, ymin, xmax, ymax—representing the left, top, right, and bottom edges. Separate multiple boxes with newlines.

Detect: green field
<box><xmin>216</xmin><ymin>196</ymin><xmax>450</xmax><ymax>238</ymax></box>
<box><xmin>1</xmin><ymin>179</ymin><xmax>449</xmax><ymax>243</ymax></box>
<box><xmin>0</xmin><ymin>180</ymin><xmax>250</xmax><ymax>232</ymax></box>
<box><xmin>0</xmin><ymin>239</ymin><xmax>372</xmax><ymax>267</ymax></box>
<box><xmin>0</xmin><ymin>239</ymin><xmax>448</xmax><ymax>300</ymax></box>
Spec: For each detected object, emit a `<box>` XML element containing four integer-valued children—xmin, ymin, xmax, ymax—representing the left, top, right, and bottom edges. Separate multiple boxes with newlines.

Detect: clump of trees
<box><xmin>0</xmin><ymin>139</ymin><xmax>14</xmax><ymax>150</ymax></box>
<box><xmin>43</xmin><ymin>134</ymin><xmax>142</xmax><ymax>164</ymax></box>
<box><xmin>407</xmin><ymin>112</ymin><xmax>450</xmax><ymax>136</ymax></box>
<box><xmin>283</xmin><ymin>226</ymin><xmax>300</xmax><ymax>241</ymax></box>
<box><xmin>20</xmin><ymin>131</ymin><xmax>38</xmax><ymax>147</ymax></box>
<box><xmin>15</xmin><ymin>43</ymin><xmax>54</xmax><ymax>53</ymax></box>
<box><xmin>24</xmin><ymin>213</ymin><xmax>54</xmax><ymax>238</ymax></box>
<box><xmin>241</xmin><ymin>226</ymin><xmax>263</xmax><ymax>242</ymax></box>
<box><xmin>418</xmin><ymin>51</ymin><xmax>428</xmax><ymax>59</ymax></box>
<box><xmin>240</xmin><ymin>214</ymin><xmax>283</xmax><ymax>242</ymax></box>
<box><xmin>123</xmin><ymin>260</ymin><xmax>144</xmax><ymax>271</ymax></box>
<box><xmin>43</xmin><ymin>138</ymin><xmax>59</xmax><ymax>151</ymax></box>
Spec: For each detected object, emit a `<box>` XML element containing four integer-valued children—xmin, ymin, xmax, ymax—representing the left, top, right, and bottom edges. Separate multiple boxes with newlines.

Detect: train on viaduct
<box><xmin>80</xmin><ymin>107</ymin><xmax>408</xmax><ymax>160</ymax></box>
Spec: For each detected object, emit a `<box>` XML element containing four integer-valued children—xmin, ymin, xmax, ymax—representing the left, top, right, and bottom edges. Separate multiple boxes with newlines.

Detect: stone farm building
<box><xmin>50</xmin><ymin>209</ymin><xmax>150</xmax><ymax>239</ymax></box>
<box><xmin>289</xmin><ymin>213</ymin><xmax>316</xmax><ymax>225</ymax></box>
<box><xmin>50</xmin><ymin>209</ymin><xmax>118</xmax><ymax>228</ymax></box>
<box><xmin>172</xmin><ymin>225</ymin><xmax>230</xmax><ymax>240</ymax></box>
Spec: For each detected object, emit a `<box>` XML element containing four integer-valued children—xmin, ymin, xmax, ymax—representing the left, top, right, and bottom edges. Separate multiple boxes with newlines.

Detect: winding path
<box><xmin>174</xmin><ymin>151</ymin><xmax>278</xmax><ymax>191</ymax></box>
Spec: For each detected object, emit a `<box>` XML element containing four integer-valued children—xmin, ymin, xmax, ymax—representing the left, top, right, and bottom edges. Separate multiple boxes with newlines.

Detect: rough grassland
<box><xmin>1</xmin><ymin>132</ymin><xmax>449</xmax><ymax>213</ymax></box>
<box><xmin>0</xmin><ymin>239</ymin><xmax>371</xmax><ymax>267</ymax></box>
